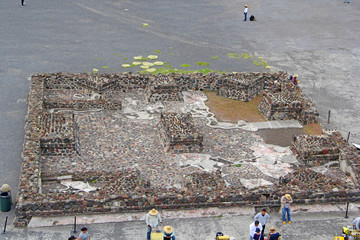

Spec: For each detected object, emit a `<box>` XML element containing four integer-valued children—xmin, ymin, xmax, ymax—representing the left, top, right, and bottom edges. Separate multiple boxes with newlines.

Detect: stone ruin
<box><xmin>15</xmin><ymin>71</ymin><xmax>359</xmax><ymax>227</ymax></box>
<box><xmin>158</xmin><ymin>112</ymin><xmax>203</xmax><ymax>153</ymax></box>
<box><xmin>291</xmin><ymin>130</ymin><xmax>360</xmax><ymax>185</ymax></box>
<box><xmin>291</xmin><ymin>134</ymin><xmax>340</xmax><ymax>167</ymax></box>
<box><xmin>146</xmin><ymin>75</ymin><xmax>183</xmax><ymax>103</ymax></box>
<box><xmin>218</xmin><ymin>73</ymin><xmax>267</xmax><ymax>101</ymax></box>
<box><xmin>38</xmin><ymin>112</ymin><xmax>79</xmax><ymax>156</ymax></box>
<box><xmin>258</xmin><ymin>75</ymin><xmax>319</xmax><ymax>124</ymax></box>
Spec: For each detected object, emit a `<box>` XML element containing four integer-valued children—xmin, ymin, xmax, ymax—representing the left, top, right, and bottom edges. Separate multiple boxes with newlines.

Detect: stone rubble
<box><xmin>15</xmin><ymin>72</ymin><xmax>360</xmax><ymax>227</ymax></box>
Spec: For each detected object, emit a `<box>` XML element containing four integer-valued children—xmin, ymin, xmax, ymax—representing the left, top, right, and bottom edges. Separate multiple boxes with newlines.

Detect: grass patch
<box><xmin>234</xmin><ymin>164</ymin><xmax>242</xmax><ymax>167</ymax></box>
<box><xmin>204</xmin><ymin>91</ymin><xmax>266</xmax><ymax>123</ymax></box>
<box><xmin>303</xmin><ymin>122</ymin><xmax>323</xmax><ymax>135</ymax></box>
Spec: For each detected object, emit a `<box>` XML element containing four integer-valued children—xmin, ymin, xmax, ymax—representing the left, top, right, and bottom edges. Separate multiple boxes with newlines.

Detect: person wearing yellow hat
<box><xmin>146</xmin><ymin>208</ymin><xmax>162</xmax><ymax>240</ymax></box>
<box><xmin>281</xmin><ymin>194</ymin><xmax>293</xmax><ymax>224</ymax></box>
<box><xmin>268</xmin><ymin>226</ymin><xmax>281</xmax><ymax>240</ymax></box>
<box><xmin>244</xmin><ymin>5</ymin><xmax>248</xmax><ymax>21</ymax></box>
<box><xmin>163</xmin><ymin>225</ymin><xmax>175</xmax><ymax>240</ymax></box>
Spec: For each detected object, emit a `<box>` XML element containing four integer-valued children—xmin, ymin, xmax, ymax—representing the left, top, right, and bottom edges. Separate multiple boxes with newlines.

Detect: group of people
<box><xmin>68</xmin><ymin>227</ymin><xmax>90</xmax><ymax>240</ymax></box>
<box><xmin>146</xmin><ymin>193</ymin><xmax>293</xmax><ymax>240</ymax></box>
<box><xmin>249</xmin><ymin>194</ymin><xmax>293</xmax><ymax>240</ymax></box>
<box><xmin>146</xmin><ymin>208</ymin><xmax>175</xmax><ymax>240</ymax></box>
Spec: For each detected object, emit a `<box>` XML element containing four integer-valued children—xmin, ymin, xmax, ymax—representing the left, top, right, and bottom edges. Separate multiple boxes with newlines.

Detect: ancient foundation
<box><xmin>159</xmin><ymin>112</ymin><xmax>203</xmax><ymax>153</ymax></box>
<box><xmin>15</xmin><ymin>72</ymin><xmax>360</xmax><ymax>227</ymax></box>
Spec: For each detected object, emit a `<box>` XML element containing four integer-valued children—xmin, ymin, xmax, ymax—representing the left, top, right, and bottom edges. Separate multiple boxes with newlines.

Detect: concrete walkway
<box><xmin>1</xmin><ymin>204</ymin><xmax>359</xmax><ymax>240</ymax></box>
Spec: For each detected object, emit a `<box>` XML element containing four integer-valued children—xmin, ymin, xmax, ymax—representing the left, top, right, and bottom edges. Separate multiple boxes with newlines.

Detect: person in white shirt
<box><xmin>244</xmin><ymin>5</ymin><xmax>248</xmax><ymax>21</ymax></box>
<box><xmin>249</xmin><ymin>220</ymin><xmax>262</xmax><ymax>240</ymax></box>
<box><xmin>254</xmin><ymin>209</ymin><xmax>270</xmax><ymax>235</ymax></box>
<box><xmin>146</xmin><ymin>208</ymin><xmax>162</xmax><ymax>240</ymax></box>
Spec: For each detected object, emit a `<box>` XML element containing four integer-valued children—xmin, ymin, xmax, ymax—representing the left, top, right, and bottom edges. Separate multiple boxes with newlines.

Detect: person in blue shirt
<box><xmin>268</xmin><ymin>226</ymin><xmax>281</xmax><ymax>240</ymax></box>
<box><xmin>163</xmin><ymin>225</ymin><xmax>175</xmax><ymax>240</ymax></box>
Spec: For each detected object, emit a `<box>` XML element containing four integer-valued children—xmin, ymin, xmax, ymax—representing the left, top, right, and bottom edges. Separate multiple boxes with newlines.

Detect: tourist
<box><xmin>68</xmin><ymin>236</ymin><xmax>76</xmax><ymax>240</ymax></box>
<box><xmin>252</xmin><ymin>228</ymin><xmax>264</xmax><ymax>240</ymax></box>
<box><xmin>215</xmin><ymin>232</ymin><xmax>224</xmax><ymax>239</ymax></box>
<box><xmin>268</xmin><ymin>226</ymin><xmax>281</xmax><ymax>240</ymax></box>
<box><xmin>146</xmin><ymin>208</ymin><xmax>163</xmax><ymax>240</ymax></box>
<box><xmin>254</xmin><ymin>208</ymin><xmax>270</xmax><ymax>234</ymax></box>
<box><xmin>163</xmin><ymin>225</ymin><xmax>175</xmax><ymax>240</ymax></box>
<box><xmin>244</xmin><ymin>5</ymin><xmax>248</xmax><ymax>21</ymax></box>
<box><xmin>281</xmin><ymin>193</ymin><xmax>293</xmax><ymax>224</ymax></box>
<box><xmin>78</xmin><ymin>227</ymin><xmax>90</xmax><ymax>240</ymax></box>
<box><xmin>353</xmin><ymin>217</ymin><xmax>360</xmax><ymax>231</ymax></box>
<box><xmin>292</xmin><ymin>74</ymin><xmax>298</xmax><ymax>85</ymax></box>
<box><xmin>249</xmin><ymin>220</ymin><xmax>262</xmax><ymax>240</ymax></box>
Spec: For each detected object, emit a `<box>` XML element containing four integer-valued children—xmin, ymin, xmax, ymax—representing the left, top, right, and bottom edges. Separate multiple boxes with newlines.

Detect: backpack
<box><xmin>250</xmin><ymin>15</ymin><xmax>255</xmax><ymax>21</ymax></box>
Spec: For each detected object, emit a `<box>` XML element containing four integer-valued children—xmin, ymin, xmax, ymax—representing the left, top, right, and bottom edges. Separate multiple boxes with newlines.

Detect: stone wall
<box><xmin>145</xmin><ymin>75</ymin><xmax>183</xmax><ymax>103</ymax></box>
<box><xmin>291</xmin><ymin>134</ymin><xmax>340</xmax><ymax>166</ymax></box>
<box><xmin>16</xmin><ymin>71</ymin><xmax>345</xmax><ymax>227</ymax></box>
<box><xmin>158</xmin><ymin>112</ymin><xmax>203</xmax><ymax>153</ymax></box>
<box><xmin>258</xmin><ymin>80</ymin><xmax>319</xmax><ymax>124</ymax></box>
<box><xmin>38</xmin><ymin>112</ymin><xmax>78</xmax><ymax>156</ymax></box>
<box><xmin>291</xmin><ymin>130</ymin><xmax>360</xmax><ymax>186</ymax></box>
<box><xmin>218</xmin><ymin>73</ymin><xmax>266</xmax><ymax>101</ymax></box>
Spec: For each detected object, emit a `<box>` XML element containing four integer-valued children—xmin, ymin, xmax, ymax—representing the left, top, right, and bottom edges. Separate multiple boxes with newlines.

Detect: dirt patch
<box><xmin>303</xmin><ymin>122</ymin><xmax>323</xmax><ymax>135</ymax></box>
<box><xmin>204</xmin><ymin>91</ymin><xmax>266</xmax><ymax>123</ymax></box>
<box><xmin>256</xmin><ymin>128</ymin><xmax>305</xmax><ymax>147</ymax></box>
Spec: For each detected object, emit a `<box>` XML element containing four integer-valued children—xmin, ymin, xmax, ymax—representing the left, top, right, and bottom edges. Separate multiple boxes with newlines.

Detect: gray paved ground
<box><xmin>1</xmin><ymin>0</ymin><xmax>360</xmax><ymax>238</ymax></box>
<box><xmin>1</xmin><ymin>210</ymin><xmax>359</xmax><ymax>240</ymax></box>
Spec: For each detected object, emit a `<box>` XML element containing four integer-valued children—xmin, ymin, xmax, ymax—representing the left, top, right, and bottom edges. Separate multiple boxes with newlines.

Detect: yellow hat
<box><xmin>285</xmin><ymin>194</ymin><xmax>291</xmax><ymax>200</ymax></box>
<box><xmin>149</xmin><ymin>208</ymin><xmax>159</xmax><ymax>216</ymax></box>
<box><xmin>245</xmin><ymin>4</ymin><xmax>248</xmax><ymax>7</ymax></box>
<box><xmin>270</xmin><ymin>226</ymin><xmax>275</xmax><ymax>231</ymax></box>
<box><xmin>164</xmin><ymin>225</ymin><xmax>173</xmax><ymax>234</ymax></box>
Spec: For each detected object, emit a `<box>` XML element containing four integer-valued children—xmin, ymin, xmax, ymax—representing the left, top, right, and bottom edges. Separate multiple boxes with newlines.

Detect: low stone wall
<box><xmin>145</xmin><ymin>75</ymin><xmax>183</xmax><ymax>103</ymax></box>
<box><xmin>258</xmin><ymin>81</ymin><xmax>319</xmax><ymax>123</ymax></box>
<box><xmin>17</xmin><ymin>71</ymin><xmax>349</xmax><ymax>227</ymax></box>
<box><xmin>291</xmin><ymin>134</ymin><xmax>340</xmax><ymax>166</ymax></box>
<box><xmin>158</xmin><ymin>112</ymin><xmax>203</xmax><ymax>153</ymax></box>
<box><xmin>218</xmin><ymin>73</ymin><xmax>266</xmax><ymax>101</ymax></box>
<box><xmin>38</xmin><ymin>112</ymin><xmax>78</xmax><ymax>156</ymax></box>
<box><xmin>291</xmin><ymin>131</ymin><xmax>360</xmax><ymax>186</ymax></box>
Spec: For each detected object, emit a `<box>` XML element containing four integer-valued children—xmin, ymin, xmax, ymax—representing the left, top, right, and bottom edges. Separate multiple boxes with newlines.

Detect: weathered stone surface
<box><xmin>15</xmin><ymin>72</ymin><xmax>360</xmax><ymax>227</ymax></box>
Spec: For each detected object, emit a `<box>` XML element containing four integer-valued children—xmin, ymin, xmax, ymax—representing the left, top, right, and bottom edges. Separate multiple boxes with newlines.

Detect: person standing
<box><xmin>281</xmin><ymin>194</ymin><xmax>293</xmax><ymax>224</ymax></box>
<box><xmin>146</xmin><ymin>208</ymin><xmax>162</xmax><ymax>240</ymax></box>
<box><xmin>253</xmin><ymin>228</ymin><xmax>264</xmax><ymax>240</ymax></box>
<box><xmin>268</xmin><ymin>226</ymin><xmax>281</xmax><ymax>240</ymax></box>
<box><xmin>249</xmin><ymin>220</ymin><xmax>262</xmax><ymax>240</ymax></box>
<box><xmin>352</xmin><ymin>217</ymin><xmax>360</xmax><ymax>231</ymax></box>
<box><xmin>244</xmin><ymin>5</ymin><xmax>248</xmax><ymax>21</ymax></box>
<box><xmin>254</xmin><ymin>209</ymin><xmax>270</xmax><ymax>235</ymax></box>
<box><xmin>78</xmin><ymin>227</ymin><xmax>90</xmax><ymax>240</ymax></box>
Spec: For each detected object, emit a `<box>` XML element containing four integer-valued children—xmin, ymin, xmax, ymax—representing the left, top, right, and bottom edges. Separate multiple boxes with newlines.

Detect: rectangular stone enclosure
<box><xmin>158</xmin><ymin>112</ymin><xmax>203</xmax><ymax>153</ymax></box>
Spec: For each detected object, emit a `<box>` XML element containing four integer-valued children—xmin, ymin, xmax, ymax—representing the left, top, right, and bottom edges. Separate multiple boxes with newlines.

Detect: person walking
<box><xmin>249</xmin><ymin>220</ymin><xmax>262</xmax><ymax>240</ymax></box>
<box><xmin>268</xmin><ymin>226</ymin><xmax>281</xmax><ymax>240</ymax></box>
<box><xmin>78</xmin><ymin>227</ymin><xmax>90</xmax><ymax>240</ymax></box>
<box><xmin>244</xmin><ymin>5</ymin><xmax>248</xmax><ymax>21</ymax></box>
<box><xmin>146</xmin><ymin>208</ymin><xmax>163</xmax><ymax>240</ymax></box>
<box><xmin>254</xmin><ymin>209</ymin><xmax>270</xmax><ymax>235</ymax></box>
<box><xmin>281</xmin><ymin>193</ymin><xmax>293</xmax><ymax>224</ymax></box>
